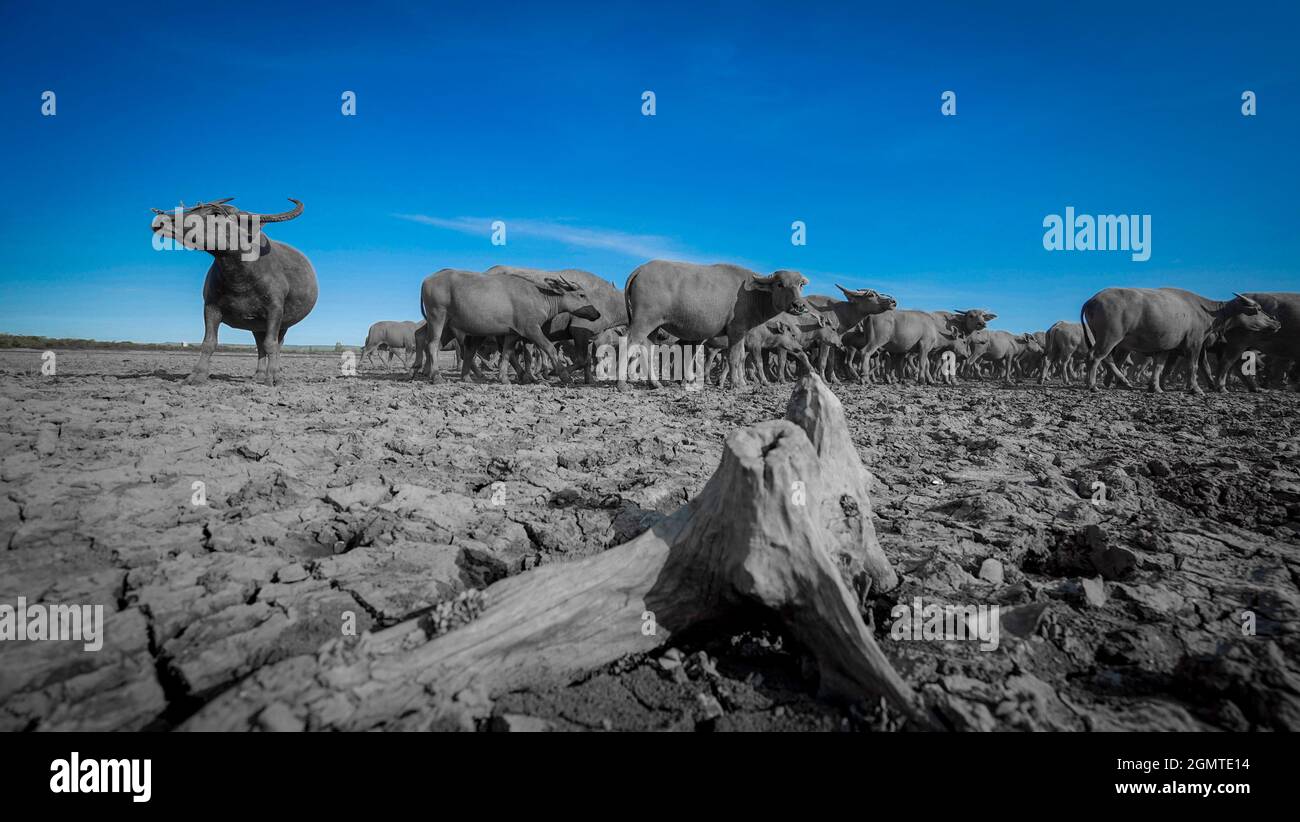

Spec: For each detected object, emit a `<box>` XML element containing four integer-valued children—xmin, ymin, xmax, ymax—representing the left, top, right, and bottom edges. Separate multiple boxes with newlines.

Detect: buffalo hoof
<box><xmin>182</xmin><ymin>372</ymin><xmax>209</xmax><ymax>385</ymax></box>
<box><xmin>617</xmin><ymin>381</ymin><xmax>634</xmax><ymax>393</ymax></box>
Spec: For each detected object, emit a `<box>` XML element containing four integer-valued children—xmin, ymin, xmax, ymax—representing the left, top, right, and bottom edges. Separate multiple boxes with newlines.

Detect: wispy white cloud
<box><xmin>392</xmin><ymin>214</ymin><xmax>690</xmax><ymax>261</ymax></box>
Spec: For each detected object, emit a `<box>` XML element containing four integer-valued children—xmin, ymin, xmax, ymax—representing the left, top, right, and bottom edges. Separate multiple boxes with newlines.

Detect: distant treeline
<box><xmin>0</xmin><ymin>333</ymin><xmax>349</xmax><ymax>354</ymax></box>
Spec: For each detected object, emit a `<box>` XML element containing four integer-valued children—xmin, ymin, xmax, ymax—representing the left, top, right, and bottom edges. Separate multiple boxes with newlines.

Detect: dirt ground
<box><xmin>1</xmin><ymin>348</ymin><xmax>1298</xmax><ymax>732</ymax></box>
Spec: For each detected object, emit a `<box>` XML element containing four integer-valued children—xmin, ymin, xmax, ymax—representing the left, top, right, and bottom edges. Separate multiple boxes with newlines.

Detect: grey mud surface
<box><xmin>2</xmin><ymin>349</ymin><xmax>1297</xmax><ymax>731</ymax></box>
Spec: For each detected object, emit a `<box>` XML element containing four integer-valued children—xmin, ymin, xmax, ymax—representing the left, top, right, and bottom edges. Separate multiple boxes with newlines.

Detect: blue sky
<box><xmin>1</xmin><ymin>1</ymin><xmax>1296</xmax><ymax>343</ymax></box>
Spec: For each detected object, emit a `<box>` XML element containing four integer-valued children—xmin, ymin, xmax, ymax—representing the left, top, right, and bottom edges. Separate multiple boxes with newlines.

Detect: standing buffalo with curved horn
<box><xmin>151</xmin><ymin>198</ymin><xmax>317</xmax><ymax>386</ymax></box>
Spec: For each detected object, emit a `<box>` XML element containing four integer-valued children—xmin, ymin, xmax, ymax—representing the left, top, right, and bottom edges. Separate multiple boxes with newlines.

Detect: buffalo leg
<box><xmin>1087</xmin><ymin>342</ymin><xmax>1124</xmax><ymax>392</ymax></box>
<box><xmin>568</xmin><ymin>329</ymin><xmax>594</xmax><ymax>385</ymax></box>
<box><xmin>184</xmin><ymin>303</ymin><xmax>222</xmax><ymax>385</ymax></box>
<box><xmin>914</xmin><ymin>343</ymin><xmax>932</xmax><ymax>385</ymax></box>
<box><xmin>460</xmin><ymin>337</ymin><xmax>489</xmax><ymax>382</ymax></box>
<box><xmin>1147</xmin><ymin>352</ymin><xmax>1171</xmax><ymax>392</ymax></box>
<box><xmin>409</xmin><ymin>341</ymin><xmax>424</xmax><ymax>381</ymax></box>
<box><xmin>1184</xmin><ymin>343</ymin><xmax>1206</xmax><ymax>395</ymax></box>
<box><xmin>725</xmin><ymin>336</ymin><xmax>751</xmax><ymax>389</ymax></box>
<box><xmin>253</xmin><ymin>332</ymin><xmax>269</xmax><ymax>381</ymax></box>
<box><xmin>841</xmin><ymin>351</ymin><xmax>861</xmax><ymax>382</ymax></box>
<box><xmin>423</xmin><ymin>311</ymin><xmax>448</xmax><ymax>384</ymax></box>
<box><xmin>619</xmin><ymin>319</ymin><xmax>662</xmax><ymax>391</ymax></box>
<box><xmin>749</xmin><ymin>348</ymin><xmax>771</xmax><ymax>385</ymax></box>
<box><xmin>264</xmin><ymin>322</ymin><xmax>286</xmax><ymax>386</ymax></box>
<box><xmin>816</xmin><ymin>345</ymin><xmax>832</xmax><ymax>382</ymax></box>
<box><xmin>824</xmin><ymin>348</ymin><xmax>841</xmax><ymax>384</ymax></box>
<box><xmin>858</xmin><ymin>343</ymin><xmax>883</xmax><ymax>384</ymax></box>
<box><xmin>500</xmin><ymin>336</ymin><xmax>525</xmax><ymax>384</ymax></box>
<box><xmin>518</xmin><ymin>325</ymin><xmax>571</xmax><ymax>384</ymax></box>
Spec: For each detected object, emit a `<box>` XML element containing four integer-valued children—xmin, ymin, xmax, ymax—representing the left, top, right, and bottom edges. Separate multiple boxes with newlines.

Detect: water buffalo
<box><xmin>790</xmin><ymin>323</ymin><xmax>848</xmax><ymax>382</ymax></box>
<box><xmin>769</xmin><ymin>310</ymin><xmax>835</xmax><ymax>381</ymax></box>
<box><xmin>930</xmin><ymin>332</ymin><xmax>975</xmax><ymax>385</ymax></box>
<box><xmin>151</xmin><ymin>198</ymin><xmax>315</xmax><ymax>386</ymax></box>
<box><xmin>1019</xmin><ymin>331</ymin><xmax>1049</xmax><ymax>378</ymax></box>
<box><xmin>485</xmin><ymin>266</ymin><xmax>628</xmax><ymax>383</ymax></box>
<box><xmin>799</xmin><ymin>286</ymin><xmax>897</xmax><ymax>381</ymax></box>
<box><xmin>1210</xmin><ymin>292</ymin><xmax>1298</xmax><ymax>392</ymax></box>
<box><xmin>931</xmin><ymin>310</ymin><xmax>997</xmax><ymax>336</ymax></box>
<box><xmin>854</xmin><ymin>309</ymin><xmax>995</xmax><ymax>384</ymax></box>
<box><xmin>362</xmin><ymin>320</ymin><xmax>421</xmax><ymax>368</ymax></box>
<box><xmin>741</xmin><ymin>318</ymin><xmax>817</xmax><ymax>385</ymax></box>
<box><xmin>619</xmin><ymin>261</ymin><xmax>810</xmax><ymax>390</ymax></box>
<box><xmin>965</xmin><ymin>330</ymin><xmax>1043</xmax><ymax>382</ymax></box>
<box><xmin>1039</xmin><ymin>321</ymin><xmax>1088</xmax><ymax>384</ymax></box>
<box><xmin>419</xmin><ymin>269</ymin><xmax>600</xmax><ymax>384</ymax></box>
<box><xmin>1081</xmin><ymin>288</ymin><xmax>1272</xmax><ymax>394</ymax></box>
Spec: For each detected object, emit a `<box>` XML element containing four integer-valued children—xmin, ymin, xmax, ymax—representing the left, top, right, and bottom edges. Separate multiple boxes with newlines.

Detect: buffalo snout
<box><xmin>574</xmin><ymin>305</ymin><xmax>601</xmax><ymax>321</ymax></box>
<box><xmin>1246</xmin><ymin>311</ymin><xmax>1282</xmax><ymax>333</ymax></box>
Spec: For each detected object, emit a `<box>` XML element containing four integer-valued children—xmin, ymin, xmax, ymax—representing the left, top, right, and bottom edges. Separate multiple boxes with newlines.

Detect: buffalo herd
<box><xmin>155</xmin><ymin>200</ymin><xmax>1297</xmax><ymax>393</ymax></box>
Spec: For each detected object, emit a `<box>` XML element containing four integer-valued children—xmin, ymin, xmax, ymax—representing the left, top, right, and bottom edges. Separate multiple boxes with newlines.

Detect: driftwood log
<box><xmin>186</xmin><ymin>375</ymin><xmax>918</xmax><ymax>730</ymax></box>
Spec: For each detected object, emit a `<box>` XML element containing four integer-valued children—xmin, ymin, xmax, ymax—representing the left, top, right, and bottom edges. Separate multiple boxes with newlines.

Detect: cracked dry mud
<box><xmin>1</xmin><ymin>349</ymin><xmax>1298</xmax><ymax>732</ymax></box>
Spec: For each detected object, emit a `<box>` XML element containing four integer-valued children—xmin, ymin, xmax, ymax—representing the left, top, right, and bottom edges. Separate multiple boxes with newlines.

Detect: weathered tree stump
<box><xmin>186</xmin><ymin>375</ymin><xmax>917</xmax><ymax>730</ymax></box>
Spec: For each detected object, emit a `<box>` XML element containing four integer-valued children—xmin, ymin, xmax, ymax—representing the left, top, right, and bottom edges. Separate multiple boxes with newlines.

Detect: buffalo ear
<box><xmin>766</xmin><ymin>322</ymin><xmax>784</xmax><ymax>333</ymax></box>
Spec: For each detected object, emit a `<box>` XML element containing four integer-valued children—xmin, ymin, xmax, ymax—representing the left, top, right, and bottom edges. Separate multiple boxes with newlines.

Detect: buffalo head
<box><xmin>835</xmin><ymin>284</ymin><xmax>896</xmax><ymax>314</ymax></box>
<box><xmin>1209</xmin><ymin>305</ymin><xmax>1282</xmax><ymax>342</ymax></box>
<box><xmin>948</xmin><ymin>336</ymin><xmax>973</xmax><ymax>358</ymax></box>
<box><xmin>543</xmin><ymin>276</ymin><xmax>601</xmax><ymax>321</ymax></box>
<box><xmin>765</xmin><ymin>322</ymin><xmax>803</xmax><ymax>353</ymax></box>
<box><xmin>816</xmin><ymin>326</ymin><xmax>847</xmax><ymax>351</ymax></box>
<box><xmin>1239</xmin><ymin>311</ymin><xmax>1282</xmax><ymax>334</ymax></box>
<box><xmin>1016</xmin><ymin>332</ymin><xmax>1045</xmax><ymax>353</ymax></box>
<box><xmin>750</xmin><ymin>269</ymin><xmax>810</xmax><ymax>314</ymax></box>
<box><xmin>766</xmin><ymin>318</ymin><xmax>798</xmax><ymax>337</ymax></box>
<box><xmin>1204</xmin><ymin>293</ymin><xmax>1274</xmax><ymax>337</ymax></box>
<box><xmin>151</xmin><ymin>197</ymin><xmax>303</xmax><ymax>260</ymax></box>
<box><xmin>949</xmin><ymin>309</ymin><xmax>997</xmax><ymax>335</ymax></box>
